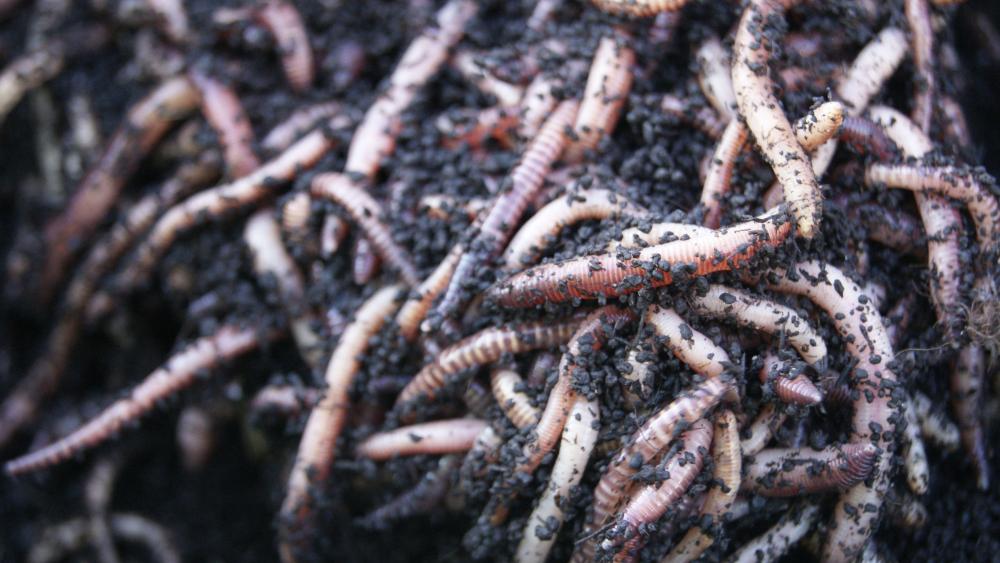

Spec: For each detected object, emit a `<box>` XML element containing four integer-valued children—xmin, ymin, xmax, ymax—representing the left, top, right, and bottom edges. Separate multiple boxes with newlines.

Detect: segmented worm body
<box><xmin>905</xmin><ymin>0</ymin><xmax>935</xmax><ymax>133</ymax></box>
<box><xmin>700</xmin><ymin>119</ymin><xmax>747</xmax><ymax>229</ymax></box>
<box><xmin>565</xmin><ymin>34</ymin><xmax>635</xmax><ymax>163</ymax></box>
<box><xmin>740</xmin><ymin>402</ymin><xmax>787</xmax><ymax>457</ymax></box>
<box><xmin>741</xmin><ymin>443</ymin><xmax>878</xmax><ymax>497</ymax></box>
<box><xmin>356</xmin><ymin>419</ymin><xmax>488</xmax><ymax>460</ymax></box>
<box><xmin>836</xmin><ymin>28</ymin><xmax>908</xmax><ymax>116</ymax></box>
<box><xmin>5</xmin><ymin>325</ymin><xmax>263</xmax><ymax>476</ymax></box>
<box><xmin>910</xmin><ymin>390</ymin><xmax>960</xmax><ymax>452</ymax></box>
<box><xmin>189</xmin><ymin>71</ymin><xmax>260</xmax><ymax>178</ymax></box>
<box><xmin>726</xmin><ymin>502</ymin><xmax>820</xmax><ymax>563</ymax></box>
<box><xmin>395</xmin><ymin>243</ymin><xmax>464</xmax><ymax>341</ymax></box>
<box><xmin>901</xmin><ymin>391</ymin><xmax>930</xmax><ymax>494</ymax></box>
<box><xmin>757</xmin><ymin>352</ymin><xmax>823</xmax><ymax>406</ymax></box>
<box><xmin>660</xmin><ymin>94</ymin><xmax>726</xmax><ymax>139</ymax></box>
<box><xmin>256</xmin><ymin>1</ymin><xmax>314</xmax><ymax>92</ymax></box>
<box><xmin>953</xmin><ymin>343</ymin><xmax>988</xmax><ymax>489</ymax></box>
<box><xmin>696</xmin><ymin>36</ymin><xmax>737</xmax><ymax>121</ymax></box>
<box><xmin>249</xmin><ymin>385</ymin><xmax>322</xmax><ymax>419</ymax></box>
<box><xmin>358</xmin><ymin>456</ymin><xmax>461</xmax><ymax>530</ymax></box>
<box><xmin>489</xmin><ymin>369</ymin><xmax>539</xmax><ymax>429</ymax></box>
<box><xmin>262</xmin><ymin>102</ymin><xmax>349</xmax><ymax>153</ymax></box>
<box><xmin>489</xmin><ymin>208</ymin><xmax>791</xmax><ymax>308</ymax></box>
<box><xmin>452</xmin><ymin>51</ymin><xmax>524</xmax><ymax>108</ymax></box>
<box><xmin>838</xmin><ymin>116</ymin><xmax>898</xmax><ymax>161</ymax></box>
<box><xmin>589</xmin><ymin>0</ymin><xmax>690</xmax><ymax>18</ymax></box>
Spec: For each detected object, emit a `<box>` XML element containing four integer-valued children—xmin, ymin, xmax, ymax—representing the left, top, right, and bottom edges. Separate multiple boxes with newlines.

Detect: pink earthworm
<box><xmin>503</xmin><ymin>188</ymin><xmax>647</xmax><ymax>269</ymax></box>
<box><xmin>279</xmin><ymin>285</ymin><xmax>403</xmax><ymax>562</ymax></box>
<box><xmin>189</xmin><ymin>71</ymin><xmax>260</xmax><ymax>177</ymax></box>
<box><xmin>838</xmin><ymin>116</ymin><xmax>899</xmax><ymax>161</ymax></box>
<box><xmin>905</xmin><ymin>0</ymin><xmax>935</xmax><ymax>133</ymax></box>
<box><xmin>604</xmin><ymin>418</ymin><xmax>713</xmax><ymax>561</ymax></box>
<box><xmin>699</xmin><ymin>119</ymin><xmax>748</xmax><ymax>229</ymax></box>
<box><xmin>793</xmin><ymin>102</ymin><xmax>846</xmax><ymax>152</ymax></box>
<box><xmin>355</xmin><ymin>418</ymin><xmax>488</xmax><ymax>460</ymax></box>
<box><xmin>662</xmin><ymin>409</ymin><xmax>741</xmax><ymax>563</ymax></box>
<box><xmin>41</xmin><ymin>76</ymin><xmax>200</xmax><ymax>302</ymax></box>
<box><xmin>249</xmin><ymin>385</ymin><xmax>323</xmax><ymax>419</ymax></box>
<box><xmin>395</xmin><ymin>319</ymin><xmax>581</xmax><ymax>406</ymax></box>
<box><xmin>434</xmin><ymin>99</ymin><xmax>579</xmax><ymax>318</ymax></box>
<box><xmin>740</xmin><ymin>402</ymin><xmax>788</xmax><ymax>457</ymax></box>
<box><xmin>741</xmin><ymin>443</ymin><xmax>878</xmax><ymax>497</ymax></box>
<box><xmin>515</xmin><ymin>396</ymin><xmax>600</xmax><ymax>563</ymax></box>
<box><xmin>358</xmin><ymin>455</ymin><xmax>461</xmax><ymax>530</ymax></box>
<box><xmin>321</xmin><ymin>214</ymin><xmax>350</xmax><ymax>259</ymax></box>
<box><xmin>727</xmin><ymin>502</ymin><xmax>820</xmax><ymax>563</ymax></box>
<box><xmin>436</xmin><ymin>107</ymin><xmax>519</xmax><ymax>150</ymax></box>
<box><xmin>418</xmin><ymin>194</ymin><xmax>491</xmax><ymax>222</ymax></box>
<box><xmin>766</xmin><ymin>261</ymin><xmax>898</xmax><ymax>561</ymax></box>
<box><xmin>489</xmin><ymin>369</ymin><xmax>540</xmax><ymax>430</ymax></box>
<box><xmin>0</xmin><ymin>154</ymin><xmax>220</xmax><ymax>449</ymax></box>
<box><xmin>5</xmin><ymin>325</ymin><xmax>264</xmax><ymax>476</ymax></box>
<box><xmin>939</xmin><ymin>95</ymin><xmax>973</xmax><ymax>149</ymax></box>
<box><xmin>695</xmin><ymin>36</ymin><xmax>737</xmax><ymax>122</ymax></box>
<box><xmin>279</xmin><ymin>191</ymin><xmax>313</xmax><ymax>250</ymax></box>
<box><xmin>256</xmin><ymin>1</ymin><xmax>314</xmax><ymax>92</ymax></box>
<box><xmin>352</xmin><ymin>237</ymin><xmax>381</xmax><ymax>285</ymax></box>
<box><xmin>732</xmin><ymin>0</ymin><xmax>821</xmax><ymax>238</ymax></box>
<box><xmin>488</xmin><ymin>207</ymin><xmax>791</xmax><ymax>308</ymax></box>
<box><xmin>910</xmin><ymin>390</ymin><xmax>960</xmax><ymax>452</ymax></box>
<box><xmin>836</xmin><ymin>28</ymin><xmax>909</xmax><ymax>116</ymax></box>
<box><xmin>589</xmin><ymin>0</ymin><xmax>690</xmax><ymax>17</ymax></box>
<box><xmin>395</xmin><ymin>243</ymin><xmax>464</xmax><ymax>341</ymax></box>
<box><xmin>757</xmin><ymin>352</ymin><xmax>824</xmax><ymax>406</ymax></box>
<box><xmin>953</xmin><ymin>343</ymin><xmax>989</xmax><ymax>489</ymax></box>
<box><xmin>262</xmin><ymin>102</ymin><xmax>350</xmax><ymax>153</ymax></box>
<box><xmin>452</xmin><ymin>51</ymin><xmax>524</xmax><ymax>108</ymax></box>
<box><xmin>849</xmin><ymin>203</ymin><xmax>925</xmax><ymax>257</ymax></box>
<box><xmin>0</xmin><ymin>41</ymin><xmax>65</xmax><ymax>124</ymax></box>
<box><xmin>900</xmin><ymin>391</ymin><xmax>930</xmax><ymax>494</ymax></box>
<box><xmin>564</xmin><ymin>33</ymin><xmax>635</xmax><ymax>163</ymax></box>
<box><xmin>660</xmin><ymin>94</ymin><xmax>726</xmax><ymax>140</ymax></box>
<box><xmin>518</xmin><ymin>74</ymin><xmax>560</xmax><ymax>140</ymax></box>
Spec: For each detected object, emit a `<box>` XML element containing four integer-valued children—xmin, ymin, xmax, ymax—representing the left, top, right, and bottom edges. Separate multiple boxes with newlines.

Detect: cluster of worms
<box><xmin>1</xmin><ymin>0</ymin><xmax>998</xmax><ymax>561</ymax></box>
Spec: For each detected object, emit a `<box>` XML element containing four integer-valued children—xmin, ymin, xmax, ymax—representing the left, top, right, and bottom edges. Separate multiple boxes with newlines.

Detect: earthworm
<box><xmin>5</xmin><ymin>325</ymin><xmax>263</xmax><ymax>476</ymax></box>
<box><xmin>249</xmin><ymin>385</ymin><xmax>323</xmax><ymax>419</ymax></box>
<box><xmin>850</xmin><ymin>203</ymin><xmax>924</xmax><ymax>257</ymax></box>
<box><xmin>939</xmin><ymin>95</ymin><xmax>973</xmax><ymax>149</ymax></box>
<box><xmin>757</xmin><ymin>352</ymin><xmax>823</xmax><ymax>406</ymax></box>
<box><xmin>356</xmin><ymin>419</ymin><xmax>488</xmax><ymax>460</ymax></box>
<box><xmin>519</xmin><ymin>74</ymin><xmax>559</xmax><ymax>140</ymax></box>
<box><xmin>740</xmin><ymin>402</ymin><xmax>787</xmax><ymax>457</ymax></box>
<box><xmin>279</xmin><ymin>191</ymin><xmax>313</xmax><ymax>249</ymax></box>
<box><xmin>905</xmin><ymin>0</ymin><xmax>935</xmax><ymax>133</ymax></box>
<box><xmin>838</xmin><ymin>116</ymin><xmax>898</xmax><ymax>161</ymax></box>
<box><xmin>85</xmin><ymin>454</ymin><xmax>123</xmax><ymax>563</ymax></box>
<box><xmin>28</xmin><ymin>514</ymin><xmax>182</xmax><ymax>563</ymax></box>
<box><xmin>527</xmin><ymin>0</ymin><xmax>562</xmax><ymax>31</ymax></box>
<box><xmin>113</xmin><ymin>127</ymin><xmax>337</xmax><ymax>293</ymax></box>
<box><xmin>436</xmin><ymin>107</ymin><xmax>518</xmax><ymax>150</ymax></box>
<box><xmin>726</xmin><ymin>502</ymin><xmax>820</xmax><ymax>563</ymax></box>
<box><xmin>278</xmin><ymin>285</ymin><xmax>402</xmax><ymax>560</ymax></box>
<box><xmin>662</xmin><ymin>410</ymin><xmax>741</xmax><ymax>563</ymax></box>
<box><xmin>900</xmin><ymin>392</ymin><xmax>930</xmax><ymax>494</ymax></box>
<box><xmin>488</xmin><ymin>207</ymin><xmax>791</xmax><ymax>308</ymax></box>
<box><xmin>865</xmin><ymin>164</ymin><xmax>999</xmax><ymax>252</ymax></box>
<box><xmin>262</xmin><ymin>102</ymin><xmax>349</xmax><ymax>153</ymax></box>
<box><xmin>189</xmin><ymin>71</ymin><xmax>260</xmax><ymax>178</ymax></box>
<box><xmin>742</xmin><ymin>443</ymin><xmax>878</xmax><ymax>497</ymax></box>
<box><xmin>503</xmin><ymin>189</ymin><xmax>647</xmax><ymax>269</ymax></box>
<box><xmin>435</xmin><ymin>99</ymin><xmax>579</xmax><ymax>318</ymax></box>
<box><xmin>953</xmin><ymin>343</ymin><xmax>989</xmax><ymax>489</ymax></box>
<box><xmin>589</xmin><ymin>0</ymin><xmax>689</xmax><ymax>18</ymax></box>
<box><xmin>564</xmin><ymin>34</ymin><xmax>635</xmax><ymax>163</ymax></box>
<box><xmin>793</xmin><ymin>102</ymin><xmax>846</xmax><ymax>152</ymax></box>
<box><xmin>835</xmin><ymin>28</ymin><xmax>908</xmax><ymax>116</ymax></box>
<box><xmin>243</xmin><ymin>210</ymin><xmax>322</xmax><ymax>369</ymax></box>
<box><xmin>695</xmin><ymin>36</ymin><xmax>737</xmax><ymax>121</ymax></box>
<box><xmin>489</xmin><ymin>369</ymin><xmax>540</xmax><ymax>429</ymax></box>
<box><xmin>910</xmin><ymin>390</ymin><xmax>960</xmax><ymax>451</ymax></box>
<box><xmin>147</xmin><ymin>0</ymin><xmax>189</xmax><ymax>43</ymax></box>
<box><xmin>574</xmin><ymin>376</ymin><xmax>732</xmax><ymax>561</ymax></box>
<box><xmin>527</xmin><ymin>351</ymin><xmax>560</xmax><ymax>388</ymax></box>
<box><xmin>766</xmin><ymin>261</ymin><xmax>898</xmax><ymax>561</ymax></box>
<box><xmin>611</xmin><ymin>222</ymin><xmax>713</xmax><ymax>251</ymax></box>
<box><xmin>0</xmin><ymin>42</ymin><xmax>65</xmax><ymax>125</ymax></box>
<box><xmin>463</xmin><ymin>379</ymin><xmax>494</xmax><ymax>419</ymax></box>
<box><xmin>395</xmin><ymin>318</ymin><xmax>581</xmax><ymax>406</ymax></box>
<box><xmin>345</xmin><ymin>0</ymin><xmax>477</xmax><ymax>179</ymax></box>
<box><xmin>660</xmin><ymin>94</ymin><xmax>726</xmax><ymax>140</ymax></box>
<box><xmin>732</xmin><ymin>0</ymin><xmax>821</xmax><ymax>238</ymax></box>
<box><xmin>700</xmin><ymin>120</ymin><xmax>748</xmax><ymax>229</ymax></box>
<box><xmin>515</xmin><ymin>396</ymin><xmax>599</xmax><ymax>563</ymax></box>
<box><xmin>0</xmin><ymin>155</ymin><xmax>220</xmax><ymax>449</ymax></box>
<box><xmin>359</xmin><ymin>455</ymin><xmax>461</xmax><ymax>530</ymax></box>
<box><xmin>869</xmin><ymin>106</ymin><xmax>964</xmax><ymax>334</ymax></box>
<box><xmin>452</xmin><ymin>51</ymin><xmax>524</xmax><ymax>107</ymax></box>
<box><xmin>352</xmin><ymin>237</ymin><xmax>381</xmax><ymax>285</ymax></box>
<box><xmin>176</xmin><ymin>406</ymin><xmax>214</xmax><ymax>472</ymax></box>
<box><xmin>458</xmin><ymin>425</ymin><xmax>502</xmax><ymax>485</ymax></box>
<box><xmin>604</xmin><ymin>418</ymin><xmax>713</xmax><ymax>560</ymax></box>
<box><xmin>689</xmin><ymin>284</ymin><xmax>828</xmax><ymax>368</ymax></box>
<box><xmin>419</xmin><ymin>194</ymin><xmax>491</xmax><ymax>221</ymax></box>
<box><xmin>396</xmin><ymin>243</ymin><xmax>464</xmax><ymax>341</ymax></box>
<box><xmin>41</xmin><ymin>76</ymin><xmax>200</xmax><ymax>301</ymax></box>
<box><xmin>311</xmin><ymin>173</ymin><xmax>420</xmax><ymax>287</ymax></box>
<box><xmin>889</xmin><ymin>492</ymin><xmax>928</xmax><ymax>530</ymax></box>
<box><xmin>321</xmin><ymin>214</ymin><xmax>349</xmax><ymax>258</ymax></box>
<box><xmin>256</xmin><ymin>1</ymin><xmax>314</xmax><ymax>92</ymax></box>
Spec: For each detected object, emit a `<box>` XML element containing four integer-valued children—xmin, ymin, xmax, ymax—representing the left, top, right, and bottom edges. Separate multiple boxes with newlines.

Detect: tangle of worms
<box><xmin>741</xmin><ymin>443</ymin><xmax>879</xmax><ymax>497</ymax></box>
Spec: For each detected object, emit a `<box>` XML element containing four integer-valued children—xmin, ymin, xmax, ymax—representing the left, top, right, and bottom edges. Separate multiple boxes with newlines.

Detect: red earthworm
<box><xmin>727</xmin><ymin>502</ymin><xmax>820</xmax><ymax>563</ymax></box>
<box><xmin>659</xmin><ymin>94</ymin><xmax>726</xmax><ymax>140</ymax></box>
<box><xmin>742</xmin><ymin>443</ymin><xmax>878</xmax><ymax>497</ymax></box>
<box><xmin>900</xmin><ymin>391</ymin><xmax>930</xmax><ymax>494</ymax></box>
<box><xmin>515</xmin><ymin>396</ymin><xmax>600</xmax><ymax>563</ymax></box>
<box><xmin>866</xmin><ymin>164</ymin><xmax>999</xmax><ymax>252</ymax></box>
<box><xmin>262</xmin><ymin>102</ymin><xmax>350</xmax><ymax>153</ymax></box>
<box><xmin>310</xmin><ymin>173</ymin><xmax>420</xmax><ymax>287</ymax></box>
<box><xmin>436</xmin><ymin>106</ymin><xmax>518</xmax><ymax>150</ymax></box>
<box><xmin>564</xmin><ymin>34</ymin><xmax>635</xmax><ymax>163</ymax></box>
<box><xmin>4</xmin><ymin>325</ymin><xmax>264</xmax><ymax>476</ymax></box>
<box><xmin>352</xmin><ymin>237</ymin><xmax>381</xmax><ymax>286</ymax></box>
<box><xmin>249</xmin><ymin>385</ymin><xmax>323</xmax><ymax>419</ymax></box>
<box><xmin>489</xmin><ymin>369</ymin><xmax>540</xmax><ymax>430</ymax></box>
<box><xmin>452</xmin><ymin>51</ymin><xmax>524</xmax><ymax>108</ymax></box>
<box><xmin>395</xmin><ymin>318</ymin><xmax>581</xmax><ymax>406</ymax></box>
<box><xmin>503</xmin><ymin>189</ymin><xmax>647</xmax><ymax>269</ymax></box>
<box><xmin>700</xmin><ymin>120</ymin><xmax>748</xmax><ymax>229</ymax></box>
<box><xmin>356</xmin><ymin>418</ymin><xmax>487</xmax><ymax>460</ymax></box>
<box><xmin>740</xmin><ymin>402</ymin><xmax>787</xmax><ymax>457</ymax></box>
<box><xmin>0</xmin><ymin>155</ymin><xmax>220</xmax><ymax>449</ymax></box>
<box><xmin>836</xmin><ymin>28</ymin><xmax>908</xmax><ymax>116</ymax></box>
<box><xmin>395</xmin><ymin>243</ymin><xmax>464</xmax><ymax>341</ymax></box>
<box><xmin>243</xmin><ymin>210</ymin><xmax>323</xmax><ymax>369</ymax></box>
<box><xmin>321</xmin><ymin>214</ymin><xmax>350</xmax><ymax>259</ymax></box>
<box><xmin>358</xmin><ymin>455</ymin><xmax>461</xmax><ymax>530</ymax></box>
<box><xmin>604</xmin><ymin>418</ymin><xmax>713</xmax><ymax>561</ymax></box>
<box><xmin>905</xmin><ymin>0</ymin><xmax>935</xmax><ymax>133</ymax></box>
<box><xmin>488</xmin><ymin>207</ymin><xmax>791</xmax><ymax>308</ymax></box>
<box><xmin>662</xmin><ymin>410</ymin><xmax>741</xmax><ymax>563</ymax></box>
<box><xmin>695</xmin><ymin>36</ymin><xmax>737</xmax><ymax>122</ymax></box>
<box><xmin>939</xmin><ymin>95</ymin><xmax>973</xmax><ymax>149</ymax></box>
<box><xmin>279</xmin><ymin>285</ymin><xmax>402</xmax><ymax>562</ymax></box>
<box><xmin>574</xmin><ymin>377</ymin><xmax>732</xmax><ymax>561</ymax></box>
<box><xmin>189</xmin><ymin>71</ymin><xmax>260</xmax><ymax>178</ymax></box>
<box><xmin>766</xmin><ymin>261</ymin><xmax>897</xmax><ymax>561</ymax></box>
<box><xmin>869</xmin><ymin>106</ymin><xmax>964</xmax><ymax>334</ymax></box>
<box><xmin>838</xmin><ymin>116</ymin><xmax>898</xmax><ymax>161</ymax></box>
<box><xmin>689</xmin><ymin>284</ymin><xmax>829</xmax><ymax>369</ymax></box>
<box><xmin>147</xmin><ymin>0</ymin><xmax>190</xmax><ymax>44</ymax></box>
<box><xmin>758</xmin><ymin>352</ymin><xmax>824</xmax><ymax>406</ymax></box>
<box><xmin>952</xmin><ymin>343</ymin><xmax>989</xmax><ymax>489</ymax></box>
<box><xmin>41</xmin><ymin>76</ymin><xmax>200</xmax><ymax>301</ymax></box>
<box><xmin>435</xmin><ymin>99</ymin><xmax>579</xmax><ymax>318</ymax></box>
<box><xmin>419</xmin><ymin>194</ymin><xmax>491</xmax><ymax>221</ymax></box>
<box><xmin>910</xmin><ymin>390</ymin><xmax>960</xmax><ymax>452</ymax></box>
<box><xmin>732</xmin><ymin>0</ymin><xmax>821</xmax><ymax>239</ymax></box>
<box><xmin>256</xmin><ymin>1</ymin><xmax>314</xmax><ymax>92</ymax></box>
<box><xmin>345</xmin><ymin>0</ymin><xmax>477</xmax><ymax>179</ymax></box>
<box><xmin>589</xmin><ymin>0</ymin><xmax>690</xmax><ymax>17</ymax></box>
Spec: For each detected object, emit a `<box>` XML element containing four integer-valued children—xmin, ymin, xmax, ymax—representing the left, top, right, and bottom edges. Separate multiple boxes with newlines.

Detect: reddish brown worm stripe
<box><xmin>741</xmin><ymin>443</ymin><xmax>878</xmax><ymax>497</ymax></box>
<box><xmin>699</xmin><ymin>119</ymin><xmax>747</xmax><ymax>229</ymax></box>
<box><xmin>565</xmin><ymin>33</ymin><xmax>635</xmax><ymax>163</ymax></box>
<box><xmin>758</xmin><ymin>352</ymin><xmax>824</xmax><ymax>406</ymax></box>
<box><xmin>189</xmin><ymin>71</ymin><xmax>261</xmax><ymax>177</ymax></box>
<box><xmin>395</xmin><ymin>243</ymin><xmax>464</xmax><ymax>341</ymax></box>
